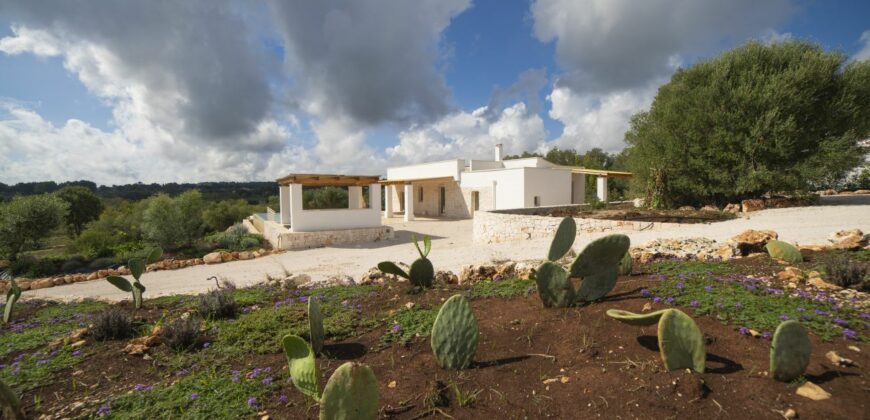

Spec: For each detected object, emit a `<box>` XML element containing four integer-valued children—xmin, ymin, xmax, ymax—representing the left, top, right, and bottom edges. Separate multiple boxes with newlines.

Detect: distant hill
<box><xmin>0</xmin><ymin>180</ymin><xmax>277</xmax><ymax>203</ymax></box>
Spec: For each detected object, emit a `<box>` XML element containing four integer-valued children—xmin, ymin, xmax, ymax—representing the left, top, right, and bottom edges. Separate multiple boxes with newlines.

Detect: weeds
<box><xmin>91</xmin><ymin>309</ymin><xmax>135</xmax><ymax>341</ymax></box>
<box><xmin>450</xmin><ymin>381</ymin><xmax>482</xmax><ymax>408</ymax></box>
<box><xmin>470</xmin><ymin>277</ymin><xmax>535</xmax><ymax>299</ymax></box>
<box><xmin>379</xmin><ymin>306</ymin><xmax>438</xmax><ymax>346</ymax></box>
<box><xmin>196</xmin><ymin>289</ymin><xmax>239</xmax><ymax>320</ymax></box>
<box><xmin>821</xmin><ymin>253</ymin><xmax>868</xmax><ymax>290</ymax></box>
<box><xmin>162</xmin><ymin>317</ymin><xmax>202</xmax><ymax>352</ymax></box>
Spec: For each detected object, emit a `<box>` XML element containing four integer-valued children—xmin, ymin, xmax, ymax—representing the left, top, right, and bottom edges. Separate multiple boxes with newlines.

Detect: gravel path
<box><xmin>23</xmin><ymin>197</ymin><xmax>870</xmax><ymax>302</ymax></box>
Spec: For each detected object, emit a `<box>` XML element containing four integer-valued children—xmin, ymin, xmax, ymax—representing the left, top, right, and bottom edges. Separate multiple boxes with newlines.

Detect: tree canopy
<box><xmin>624</xmin><ymin>40</ymin><xmax>870</xmax><ymax>207</ymax></box>
<box><xmin>0</xmin><ymin>194</ymin><xmax>69</xmax><ymax>260</ymax></box>
<box><xmin>55</xmin><ymin>186</ymin><xmax>105</xmax><ymax>237</ymax></box>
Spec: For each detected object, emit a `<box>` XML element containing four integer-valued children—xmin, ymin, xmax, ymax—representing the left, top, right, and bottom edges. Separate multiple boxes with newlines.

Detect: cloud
<box><xmin>530</xmin><ymin>0</ymin><xmax>795</xmax><ymax>93</ymax></box>
<box><xmin>854</xmin><ymin>31</ymin><xmax>870</xmax><ymax>62</ymax></box>
<box><xmin>388</xmin><ymin>102</ymin><xmax>547</xmax><ymax>164</ymax></box>
<box><xmin>269</xmin><ymin>0</ymin><xmax>471</xmax><ymax>126</ymax></box>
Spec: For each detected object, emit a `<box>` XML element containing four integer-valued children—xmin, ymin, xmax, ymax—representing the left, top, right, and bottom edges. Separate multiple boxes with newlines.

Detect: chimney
<box><xmin>494</xmin><ymin>143</ymin><xmax>503</xmax><ymax>162</ymax></box>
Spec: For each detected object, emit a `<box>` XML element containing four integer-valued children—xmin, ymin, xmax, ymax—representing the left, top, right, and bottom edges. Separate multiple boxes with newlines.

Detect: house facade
<box><xmin>381</xmin><ymin>145</ymin><xmax>631</xmax><ymax>221</ymax></box>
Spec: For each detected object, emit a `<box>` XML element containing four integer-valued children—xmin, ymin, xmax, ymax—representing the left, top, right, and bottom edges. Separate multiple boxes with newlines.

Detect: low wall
<box><xmin>274</xmin><ymin>226</ymin><xmax>395</xmax><ymax>250</ymax></box>
<box><xmin>472</xmin><ymin>207</ymin><xmax>686</xmax><ymax>244</ymax></box>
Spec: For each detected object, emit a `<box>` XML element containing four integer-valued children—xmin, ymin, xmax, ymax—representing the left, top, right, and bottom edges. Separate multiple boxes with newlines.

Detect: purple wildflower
<box><xmin>262</xmin><ymin>377</ymin><xmax>273</xmax><ymax>386</ymax></box>
<box><xmin>391</xmin><ymin>324</ymin><xmax>401</xmax><ymax>333</ymax></box>
<box><xmin>640</xmin><ymin>288</ymin><xmax>652</xmax><ymax>298</ymax></box>
<box><xmin>861</xmin><ymin>313</ymin><xmax>870</xmax><ymax>319</ymax></box>
<box><xmin>299</xmin><ymin>296</ymin><xmax>309</xmax><ymax>303</ymax></box>
<box><xmin>72</xmin><ymin>350</ymin><xmax>82</xmax><ymax>356</ymax></box>
<box><xmin>690</xmin><ymin>300</ymin><xmax>699</xmax><ymax>307</ymax></box>
<box><xmin>665</xmin><ymin>297</ymin><xmax>674</xmax><ymax>304</ymax></box>
<box><xmin>843</xmin><ymin>329</ymin><xmax>858</xmax><ymax>340</ymax></box>
<box><xmin>653</xmin><ymin>296</ymin><xmax>662</xmax><ymax>303</ymax></box>
<box><xmin>675</xmin><ymin>282</ymin><xmax>684</xmax><ymax>290</ymax></box>
<box><xmin>796</xmin><ymin>307</ymin><xmax>805</xmax><ymax>312</ymax></box>
<box><xmin>247</xmin><ymin>396</ymin><xmax>258</xmax><ymax>408</ymax></box>
<box><xmin>738</xmin><ymin>327</ymin><xmax>750</xmax><ymax>335</ymax></box>
<box><xmin>832</xmin><ymin>318</ymin><xmax>848</xmax><ymax>327</ymax></box>
<box><xmin>202</xmin><ymin>342</ymin><xmax>210</xmax><ymax>349</ymax></box>
<box><xmin>704</xmin><ymin>285</ymin><xmax>713</xmax><ymax>292</ymax></box>
<box><xmin>734</xmin><ymin>302</ymin><xmax>742</xmax><ymax>309</ymax></box>
<box><xmin>779</xmin><ymin>315</ymin><xmax>789</xmax><ymax>321</ymax></box>
<box><xmin>762</xmin><ymin>331</ymin><xmax>772</xmax><ymax>340</ymax></box>
<box><xmin>190</xmin><ymin>392</ymin><xmax>199</xmax><ymax>400</ymax></box>
<box><xmin>134</xmin><ymin>384</ymin><xmax>153</xmax><ymax>392</ymax></box>
<box><xmin>96</xmin><ymin>405</ymin><xmax>111</xmax><ymax>416</ymax></box>
<box><xmin>279</xmin><ymin>394</ymin><xmax>289</xmax><ymax>403</ymax></box>
<box><xmin>814</xmin><ymin>309</ymin><xmax>829</xmax><ymax>317</ymax></box>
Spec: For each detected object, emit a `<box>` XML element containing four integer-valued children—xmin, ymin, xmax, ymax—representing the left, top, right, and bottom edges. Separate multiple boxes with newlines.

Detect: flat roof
<box><xmin>276</xmin><ymin>173</ymin><xmax>382</xmax><ymax>187</ymax></box>
<box><xmin>379</xmin><ymin>176</ymin><xmax>456</xmax><ymax>185</ymax></box>
<box><xmin>556</xmin><ymin>166</ymin><xmax>633</xmax><ymax>178</ymax></box>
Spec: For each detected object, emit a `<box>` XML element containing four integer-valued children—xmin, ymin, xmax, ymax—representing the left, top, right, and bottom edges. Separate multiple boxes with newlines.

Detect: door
<box><xmin>471</xmin><ymin>191</ymin><xmax>479</xmax><ymax>215</ymax></box>
<box><xmin>398</xmin><ymin>191</ymin><xmax>405</xmax><ymax>212</ymax></box>
<box><xmin>439</xmin><ymin>187</ymin><xmax>446</xmax><ymax>215</ymax></box>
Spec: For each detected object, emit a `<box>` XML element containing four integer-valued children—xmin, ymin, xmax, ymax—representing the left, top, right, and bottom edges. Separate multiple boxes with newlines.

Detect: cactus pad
<box><xmin>576</xmin><ymin>266</ymin><xmax>618</xmax><ymax>302</ymax></box>
<box><xmin>548</xmin><ymin>217</ymin><xmax>577</xmax><ymax>261</ymax></box>
<box><xmin>0</xmin><ymin>378</ymin><xmax>25</xmax><ymax>420</ymax></box>
<box><xmin>569</xmin><ymin>234</ymin><xmax>631</xmax><ymax>278</ymax></box>
<box><xmin>282</xmin><ymin>334</ymin><xmax>320</xmax><ymax>400</ymax></box>
<box><xmin>409</xmin><ymin>258</ymin><xmax>434</xmax><ymax>288</ymax></box>
<box><xmin>606</xmin><ymin>308</ymin><xmax>670</xmax><ymax>326</ymax></box>
<box><xmin>319</xmin><ymin>362</ymin><xmax>379</xmax><ymax>420</ymax></box>
<box><xmin>129</xmin><ymin>257</ymin><xmax>146</xmax><ymax>280</ymax></box>
<box><xmin>146</xmin><ymin>246</ymin><xmax>163</xmax><ymax>264</ymax></box>
<box><xmin>431</xmin><ymin>294</ymin><xmax>479</xmax><ymax>369</ymax></box>
<box><xmin>534</xmin><ymin>262</ymin><xmax>575</xmax><ymax>307</ymax></box>
<box><xmin>377</xmin><ymin>261</ymin><xmax>409</xmax><ymax>279</ymax></box>
<box><xmin>3</xmin><ymin>279</ymin><xmax>21</xmax><ymax>324</ymax></box>
<box><xmin>309</xmin><ymin>299</ymin><xmax>325</xmax><ymax>354</ymax></box>
<box><xmin>657</xmin><ymin>309</ymin><xmax>705</xmax><ymax>373</ymax></box>
<box><xmin>765</xmin><ymin>240</ymin><xmax>803</xmax><ymax>264</ymax></box>
<box><xmin>618</xmin><ymin>252</ymin><xmax>632</xmax><ymax>276</ymax></box>
<box><xmin>105</xmin><ymin>275</ymin><xmax>133</xmax><ymax>292</ymax></box>
<box><xmin>770</xmin><ymin>320</ymin><xmax>811</xmax><ymax>382</ymax></box>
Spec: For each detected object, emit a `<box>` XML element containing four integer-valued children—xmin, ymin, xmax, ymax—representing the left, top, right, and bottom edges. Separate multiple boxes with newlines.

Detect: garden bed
<box><xmin>0</xmin><ymin>251</ymin><xmax>866</xmax><ymax>419</ymax></box>
<box><xmin>504</xmin><ymin>202</ymin><xmax>736</xmax><ymax>224</ymax></box>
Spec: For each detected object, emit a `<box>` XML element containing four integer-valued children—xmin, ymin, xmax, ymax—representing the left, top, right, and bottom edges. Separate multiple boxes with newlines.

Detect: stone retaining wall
<box><xmin>274</xmin><ymin>226</ymin><xmax>395</xmax><ymax>250</ymax></box>
<box><xmin>472</xmin><ymin>207</ymin><xmax>688</xmax><ymax>244</ymax></box>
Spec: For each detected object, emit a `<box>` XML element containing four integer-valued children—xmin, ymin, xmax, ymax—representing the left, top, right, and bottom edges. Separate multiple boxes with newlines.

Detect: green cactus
<box><xmin>569</xmin><ymin>234</ymin><xmax>631</xmax><ymax>277</ymax></box>
<box><xmin>770</xmin><ymin>320</ymin><xmax>811</xmax><ymax>382</ymax></box>
<box><xmin>618</xmin><ymin>252</ymin><xmax>632</xmax><ymax>276</ymax></box>
<box><xmin>377</xmin><ymin>234</ymin><xmax>434</xmax><ymax>289</ymax></box>
<box><xmin>430</xmin><ymin>294</ymin><xmax>479</xmax><ymax>369</ymax></box>
<box><xmin>0</xmin><ymin>377</ymin><xmax>26</xmax><ymax>420</ymax></box>
<box><xmin>105</xmin><ymin>246</ymin><xmax>162</xmax><ymax>309</ymax></box>
<box><xmin>533</xmin><ymin>261</ymin><xmax>574</xmax><ymax>307</ymax></box>
<box><xmin>606</xmin><ymin>308</ymin><xmax>670</xmax><ymax>326</ymax></box>
<box><xmin>282</xmin><ymin>334</ymin><xmax>320</xmax><ymax>401</ymax></box>
<box><xmin>765</xmin><ymin>240</ymin><xmax>803</xmax><ymax>264</ymax></box>
<box><xmin>547</xmin><ymin>217</ymin><xmax>576</xmax><ymax>261</ymax></box>
<box><xmin>657</xmin><ymin>309</ymin><xmax>706</xmax><ymax>373</ymax></box>
<box><xmin>576</xmin><ymin>266</ymin><xmax>618</xmax><ymax>302</ymax></box>
<box><xmin>309</xmin><ymin>299</ymin><xmax>325</xmax><ymax>354</ymax></box>
<box><xmin>3</xmin><ymin>276</ymin><xmax>21</xmax><ymax>324</ymax></box>
<box><xmin>319</xmin><ymin>362</ymin><xmax>379</xmax><ymax>420</ymax></box>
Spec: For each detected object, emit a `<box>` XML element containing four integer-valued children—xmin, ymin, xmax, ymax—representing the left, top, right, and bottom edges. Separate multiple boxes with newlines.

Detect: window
<box><xmin>471</xmin><ymin>191</ymin><xmax>480</xmax><ymax>211</ymax></box>
<box><xmin>533</xmin><ymin>196</ymin><xmax>540</xmax><ymax>207</ymax></box>
<box><xmin>418</xmin><ymin>186</ymin><xmax>424</xmax><ymax>202</ymax></box>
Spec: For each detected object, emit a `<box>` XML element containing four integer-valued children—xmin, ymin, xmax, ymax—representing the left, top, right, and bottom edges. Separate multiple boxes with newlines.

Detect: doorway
<box><xmin>471</xmin><ymin>191</ymin><xmax>480</xmax><ymax>214</ymax></box>
<box><xmin>439</xmin><ymin>187</ymin><xmax>446</xmax><ymax>215</ymax></box>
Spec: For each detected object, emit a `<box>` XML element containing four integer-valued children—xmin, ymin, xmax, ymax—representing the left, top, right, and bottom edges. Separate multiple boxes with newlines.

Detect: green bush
<box><xmin>203</xmin><ymin>199</ymin><xmax>255</xmax><ymax>232</ymax></box>
<box><xmin>204</xmin><ymin>224</ymin><xmax>263</xmax><ymax>251</ymax></box>
<box><xmin>54</xmin><ymin>186</ymin><xmax>104</xmax><ymax>237</ymax></box>
<box><xmin>823</xmin><ymin>253</ymin><xmax>869</xmax><ymax>290</ymax></box>
<box><xmin>9</xmin><ymin>256</ymin><xmax>64</xmax><ymax>278</ymax></box>
<box><xmin>70</xmin><ymin>201</ymin><xmax>147</xmax><ymax>258</ymax></box>
<box><xmin>142</xmin><ymin>191</ymin><xmax>204</xmax><ymax>250</ymax></box>
<box><xmin>196</xmin><ymin>289</ymin><xmax>239</xmax><ymax>320</ymax></box>
<box><xmin>0</xmin><ymin>194</ymin><xmax>69</xmax><ymax>260</ymax></box>
<box><xmin>89</xmin><ymin>257</ymin><xmax>119</xmax><ymax>270</ymax></box>
<box><xmin>91</xmin><ymin>309</ymin><xmax>135</xmax><ymax>341</ymax></box>
<box><xmin>162</xmin><ymin>317</ymin><xmax>202</xmax><ymax>352</ymax></box>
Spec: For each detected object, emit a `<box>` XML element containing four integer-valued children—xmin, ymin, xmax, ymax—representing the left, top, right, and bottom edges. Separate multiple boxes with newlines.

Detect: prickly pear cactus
<box><xmin>430</xmin><ymin>294</ymin><xmax>478</xmax><ymax>369</ymax></box>
<box><xmin>3</xmin><ymin>278</ymin><xmax>21</xmax><ymax>324</ymax></box>
<box><xmin>377</xmin><ymin>261</ymin><xmax>408</xmax><ymax>279</ymax></box>
<box><xmin>576</xmin><ymin>266</ymin><xmax>618</xmax><ymax>302</ymax></box>
<box><xmin>534</xmin><ymin>261</ymin><xmax>575</xmax><ymax>307</ymax></box>
<box><xmin>282</xmin><ymin>334</ymin><xmax>320</xmax><ymax>400</ymax></box>
<box><xmin>618</xmin><ymin>252</ymin><xmax>632</xmax><ymax>276</ymax></box>
<box><xmin>309</xmin><ymin>299</ymin><xmax>325</xmax><ymax>354</ymax></box>
<box><xmin>606</xmin><ymin>308</ymin><xmax>670</xmax><ymax>326</ymax></box>
<box><xmin>657</xmin><ymin>309</ymin><xmax>705</xmax><ymax>373</ymax></box>
<box><xmin>319</xmin><ymin>362</ymin><xmax>379</xmax><ymax>420</ymax></box>
<box><xmin>409</xmin><ymin>258</ymin><xmax>434</xmax><ymax>288</ymax></box>
<box><xmin>0</xmin><ymin>377</ymin><xmax>25</xmax><ymax>420</ymax></box>
<box><xmin>770</xmin><ymin>320</ymin><xmax>811</xmax><ymax>382</ymax></box>
<box><xmin>548</xmin><ymin>217</ymin><xmax>576</xmax><ymax>261</ymax></box>
<box><xmin>765</xmin><ymin>240</ymin><xmax>803</xmax><ymax>264</ymax></box>
<box><xmin>569</xmin><ymin>234</ymin><xmax>631</xmax><ymax>278</ymax></box>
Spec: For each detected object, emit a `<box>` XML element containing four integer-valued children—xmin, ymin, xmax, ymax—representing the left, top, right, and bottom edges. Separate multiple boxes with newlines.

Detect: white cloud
<box><xmin>853</xmin><ymin>31</ymin><xmax>870</xmax><ymax>62</ymax></box>
<box><xmin>388</xmin><ymin>103</ymin><xmax>547</xmax><ymax>164</ymax></box>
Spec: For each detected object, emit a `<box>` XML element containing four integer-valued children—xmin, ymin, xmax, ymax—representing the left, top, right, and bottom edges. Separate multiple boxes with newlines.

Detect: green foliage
<box><xmin>0</xmin><ymin>346</ymin><xmax>81</xmax><ymax>393</ymax></box>
<box><xmin>548</xmin><ymin>217</ymin><xmax>576</xmax><ymax>261</ymax></box>
<box><xmin>217</xmin><ymin>305</ymin><xmax>307</xmax><ymax>355</ymax></box>
<box><xmin>657</xmin><ymin>309</ymin><xmax>706</xmax><ymax>373</ymax></box>
<box><xmin>469</xmin><ymin>277</ymin><xmax>535</xmax><ymax>299</ymax></box>
<box><xmin>8</xmin><ymin>256</ymin><xmax>65</xmax><ymax>278</ymax></box>
<box><xmin>309</xmin><ymin>299</ymin><xmax>325</xmax><ymax>354</ymax></box>
<box><xmin>534</xmin><ymin>261</ymin><xmax>574</xmax><ymax>307</ymax></box>
<box><xmin>3</xmin><ymin>278</ymin><xmax>21</xmax><ymax>324</ymax></box>
<box><xmin>765</xmin><ymin>240</ymin><xmax>803</xmax><ymax>264</ymax></box>
<box><xmin>142</xmin><ymin>191</ymin><xmax>204</xmax><ymax>250</ymax></box>
<box><xmin>618</xmin><ymin>252</ymin><xmax>632</xmax><ymax>276</ymax></box>
<box><xmin>319</xmin><ymin>362</ymin><xmax>379</xmax><ymax>420</ymax></box>
<box><xmin>162</xmin><ymin>317</ymin><xmax>202</xmax><ymax>352</ymax></box>
<box><xmin>202</xmin><ymin>199</ymin><xmax>256</xmax><ymax>232</ymax></box>
<box><xmin>380</xmin><ymin>306</ymin><xmax>439</xmax><ymax>346</ymax></box>
<box><xmin>0</xmin><ymin>377</ymin><xmax>26</xmax><ymax>420</ymax></box>
<box><xmin>303</xmin><ymin>186</ymin><xmax>349</xmax><ymax>209</ymax></box>
<box><xmin>105</xmin><ymin>246</ymin><xmax>162</xmax><ymax>309</ymax></box>
<box><xmin>204</xmin><ymin>224</ymin><xmax>264</xmax><ymax>251</ymax></box>
<box><xmin>195</xmin><ymin>289</ymin><xmax>239</xmax><ymax>320</ymax></box>
<box><xmin>54</xmin><ymin>186</ymin><xmax>104</xmax><ymax>237</ymax></box>
<box><xmin>430</xmin><ymin>294</ymin><xmax>478</xmax><ymax>369</ymax></box>
<box><xmin>282</xmin><ymin>334</ymin><xmax>320</xmax><ymax>401</ymax></box>
<box><xmin>378</xmin><ymin>234</ymin><xmax>435</xmax><ymax>289</ymax></box>
<box><xmin>0</xmin><ymin>194</ymin><xmax>69</xmax><ymax>260</ymax></box>
<box><xmin>625</xmin><ymin>40</ymin><xmax>870</xmax><ymax>206</ymax></box>
<box><xmin>91</xmin><ymin>309</ymin><xmax>135</xmax><ymax>341</ymax></box>
<box><xmin>770</xmin><ymin>320</ymin><xmax>811</xmax><ymax>382</ymax></box>
<box><xmin>505</xmin><ymin>147</ymin><xmax>629</xmax><ymax>201</ymax></box>
<box><xmin>821</xmin><ymin>253</ymin><xmax>869</xmax><ymax>289</ymax></box>
<box><xmin>70</xmin><ymin>201</ymin><xmax>146</xmax><ymax>258</ymax></box>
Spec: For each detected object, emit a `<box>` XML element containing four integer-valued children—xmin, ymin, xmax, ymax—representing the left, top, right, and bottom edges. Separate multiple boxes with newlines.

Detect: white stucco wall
<box><xmin>501</xmin><ymin>157</ymin><xmax>555</xmax><ymax>169</ymax></box>
<box><xmin>468</xmin><ymin>160</ymin><xmax>504</xmax><ymax>171</ymax></box>
<box><xmin>289</xmin><ymin>183</ymin><xmax>382</xmax><ymax>232</ymax></box>
<box><xmin>460</xmin><ymin>168</ymin><xmax>525</xmax><ymax>210</ymax></box>
<box><xmin>523</xmin><ymin>168</ymin><xmax>572</xmax><ymax>207</ymax></box>
<box><xmin>386</xmin><ymin>159</ymin><xmax>464</xmax><ymax>181</ymax></box>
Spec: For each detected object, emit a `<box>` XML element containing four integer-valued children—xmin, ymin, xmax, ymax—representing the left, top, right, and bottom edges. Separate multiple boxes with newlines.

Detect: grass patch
<box><xmin>646</xmin><ymin>268</ymin><xmax>866</xmax><ymax>341</ymax></box>
<box><xmin>146</xmin><ymin>294</ymin><xmax>196</xmax><ymax>309</ymax></box>
<box><xmin>0</xmin><ymin>321</ymin><xmax>84</xmax><ymax>358</ymax></box>
<box><xmin>470</xmin><ymin>278</ymin><xmax>534</xmax><ymax>299</ymax></box>
<box><xmin>106</xmin><ymin>368</ymin><xmax>281</xmax><ymax>419</ymax></box>
<box><xmin>649</xmin><ymin>260</ymin><xmax>736</xmax><ymax>277</ymax></box>
<box><xmin>230</xmin><ymin>287</ymin><xmax>273</xmax><ymax>306</ymax></box>
<box><xmin>0</xmin><ymin>346</ymin><xmax>83</xmax><ymax>393</ymax></box>
<box><xmin>380</xmin><ymin>306</ymin><xmax>439</xmax><ymax>346</ymax></box>
<box><xmin>34</xmin><ymin>300</ymin><xmax>108</xmax><ymax>320</ymax></box>
<box><xmin>214</xmin><ymin>306</ymin><xmax>307</xmax><ymax>355</ymax></box>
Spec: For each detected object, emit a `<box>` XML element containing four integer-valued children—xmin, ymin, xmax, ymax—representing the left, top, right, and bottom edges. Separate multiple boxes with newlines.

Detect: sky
<box><xmin>0</xmin><ymin>0</ymin><xmax>868</xmax><ymax>185</ymax></box>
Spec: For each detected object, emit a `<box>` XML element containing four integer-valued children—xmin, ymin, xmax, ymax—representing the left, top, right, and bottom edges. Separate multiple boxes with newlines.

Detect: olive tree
<box><xmin>0</xmin><ymin>194</ymin><xmax>69</xmax><ymax>260</ymax></box>
<box><xmin>55</xmin><ymin>186</ymin><xmax>104</xmax><ymax>237</ymax></box>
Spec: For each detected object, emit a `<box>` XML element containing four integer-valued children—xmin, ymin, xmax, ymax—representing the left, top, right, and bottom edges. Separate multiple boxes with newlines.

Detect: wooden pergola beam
<box><xmin>276</xmin><ymin>173</ymin><xmax>382</xmax><ymax>187</ymax></box>
<box><xmin>378</xmin><ymin>176</ymin><xmax>456</xmax><ymax>186</ymax></box>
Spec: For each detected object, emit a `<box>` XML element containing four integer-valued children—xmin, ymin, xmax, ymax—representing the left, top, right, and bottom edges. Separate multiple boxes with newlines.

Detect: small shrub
<box><xmin>10</xmin><ymin>257</ymin><xmax>64</xmax><ymax>278</ymax></box>
<box><xmin>204</xmin><ymin>224</ymin><xmax>263</xmax><ymax>251</ymax></box>
<box><xmin>162</xmin><ymin>317</ymin><xmax>202</xmax><ymax>352</ymax></box>
<box><xmin>91</xmin><ymin>309</ymin><xmax>135</xmax><ymax>341</ymax></box>
<box><xmin>89</xmin><ymin>257</ymin><xmax>119</xmax><ymax>270</ymax></box>
<box><xmin>60</xmin><ymin>256</ymin><xmax>86</xmax><ymax>273</ymax></box>
<box><xmin>823</xmin><ymin>253</ymin><xmax>869</xmax><ymax>290</ymax></box>
<box><xmin>196</xmin><ymin>289</ymin><xmax>239</xmax><ymax>319</ymax></box>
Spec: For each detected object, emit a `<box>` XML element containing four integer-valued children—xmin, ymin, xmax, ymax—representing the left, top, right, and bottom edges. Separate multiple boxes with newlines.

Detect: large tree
<box><xmin>625</xmin><ymin>40</ymin><xmax>870</xmax><ymax>207</ymax></box>
<box><xmin>55</xmin><ymin>186</ymin><xmax>104</xmax><ymax>237</ymax></box>
<box><xmin>0</xmin><ymin>194</ymin><xmax>69</xmax><ymax>260</ymax></box>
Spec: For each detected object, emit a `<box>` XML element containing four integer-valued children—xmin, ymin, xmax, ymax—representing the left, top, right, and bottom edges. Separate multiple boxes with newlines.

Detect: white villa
<box><xmin>381</xmin><ymin>144</ymin><xmax>632</xmax><ymax>221</ymax></box>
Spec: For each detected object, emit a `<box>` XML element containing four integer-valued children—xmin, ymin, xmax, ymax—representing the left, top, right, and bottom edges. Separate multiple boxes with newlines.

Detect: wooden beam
<box><xmin>378</xmin><ymin>176</ymin><xmax>456</xmax><ymax>186</ymax></box>
<box><xmin>276</xmin><ymin>173</ymin><xmax>382</xmax><ymax>187</ymax></box>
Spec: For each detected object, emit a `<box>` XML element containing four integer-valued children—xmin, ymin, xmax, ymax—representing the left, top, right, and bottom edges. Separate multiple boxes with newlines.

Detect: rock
<box><xmin>514</xmin><ymin>261</ymin><xmax>537</xmax><ymax>279</ymax></box>
<box><xmin>632</xmin><ymin>198</ymin><xmax>645</xmax><ymax>208</ymax></box>
<box><xmin>203</xmin><ymin>252</ymin><xmax>222</xmax><ymax>264</ymax></box>
<box><xmin>775</xmin><ymin>267</ymin><xmax>804</xmax><ymax>283</ymax></box>
<box><xmin>0</xmin><ymin>259</ymin><xmax>9</xmax><ymax>269</ymax></box>
<box><xmin>854</xmin><ymin>189</ymin><xmax>870</xmax><ymax>194</ymax></box>
<box><xmin>283</xmin><ymin>274</ymin><xmax>311</xmax><ymax>288</ymax></box>
<box><xmin>298</xmin><ymin>274</ymin><xmax>354</xmax><ymax>289</ymax></box>
<box><xmin>730</xmin><ymin>229</ymin><xmax>778</xmax><ymax>255</ymax></box>
<box><xmin>700</xmin><ymin>205</ymin><xmax>719</xmax><ymax>212</ymax></box>
<box><xmin>97</xmin><ymin>270</ymin><xmax>109</xmax><ymax>278</ymax></box>
<box><xmin>642</xmin><ymin>302</ymin><xmax>653</xmax><ymax>312</ymax></box>
<box><xmin>52</xmin><ymin>277</ymin><xmax>65</xmax><ymax>286</ymax></box>
<box><xmin>819</xmin><ymin>189</ymin><xmax>837</xmax><ymax>196</ymax></box>
<box><xmin>30</xmin><ymin>278</ymin><xmax>54</xmax><ymax>290</ymax></box>
<box><xmin>238</xmin><ymin>251</ymin><xmax>254</xmax><ymax>260</ymax></box>
<box><xmin>825</xmin><ymin>351</ymin><xmax>856</xmax><ymax>367</ymax></box>
<box><xmin>71</xmin><ymin>340</ymin><xmax>87</xmax><ymax>349</ymax></box>
<box><xmin>807</xmin><ymin>272</ymin><xmax>841</xmax><ymax>290</ymax></box>
<box><xmin>677</xmin><ymin>205</ymin><xmax>695</xmax><ymax>211</ymax></box>
<box><xmin>70</xmin><ymin>328</ymin><xmax>89</xmax><ymax>340</ymax></box>
<box><xmin>723</xmin><ymin>203</ymin><xmax>741</xmax><ymax>214</ymax></box>
<box><xmin>63</xmin><ymin>275</ymin><xmax>74</xmax><ymax>284</ymax></box>
<box><xmin>16</xmin><ymin>280</ymin><xmax>30</xmax><ymax>291</ymax></box>
<box><xmin>848</xmin><ymin>345</ymin><xmax>860</xmax><ymax>352</ymax></box>
<box><xmin>795</xmin><ymin>382</ymin><xmax>830</xmax><ymax>401</ymax></box>
<box><xmin>220</xmin><ymin>251</ymin><xmax>233</xmax><ymax>262</ymax></box>
<box><xmin>828</xmin><ymin>229</ymin><xmax>867</xmax><ymax>250</ymax></box>
<box><xmin>74</xmin><ymin>274</ymin><xmax>88</xmax><ymax>283</ymax></box>
<box><xmin>777</xmin><ymin>408</ymin><xmax>797</xmax><ymax>419</ymax></box>
<box><xmin>434</xmin><ymin>270</ymin><xmax>458</xmax><ymax>285</ymax></box>
<box><xmin>122</xmin><ymin>343</ymin><xmax>149</xmax><ymax>356</ymax></box>
<box><xmin>741</xmin><ymin>199</ymin><xmax>765</xmax><ymax>213</ymax></box>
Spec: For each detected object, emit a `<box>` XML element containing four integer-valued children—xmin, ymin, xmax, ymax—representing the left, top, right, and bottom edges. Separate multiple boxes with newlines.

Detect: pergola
<box><xmin>378</xmin><ymin>176</ymin><xmax>456</xmax><ymax>222</ymax></box>
<box><xmin>276</xmin><ymin>173</ymin><xmax>383</xmax><ymax>232</ymax></box>
<box><xmin>557</xmin><ymin>167</ymin><xmax>633</xmax><ymax>203</ymax></box>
